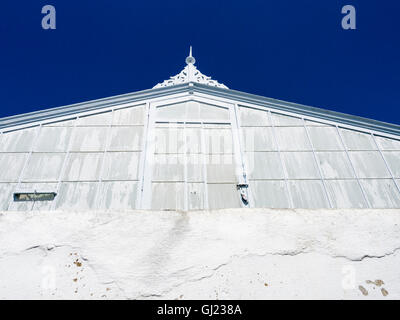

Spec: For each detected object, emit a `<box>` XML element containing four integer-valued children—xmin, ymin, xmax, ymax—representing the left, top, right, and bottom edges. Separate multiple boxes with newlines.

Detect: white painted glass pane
<box><xmin>156</xmin><ymin>103</ymin><xmax>186</xmax><ymax>120</ymax></box>
<box><xmin>77</xmin><ymin>111</ymin><xmax>112</xmax><ymax>126</ymax></box>
<box><xmin>34</xmin><ymin>127</ymin><xmax>72</xmax><ymax>152</ymax></box>
<box><xmin>109</xmin><ymin>126</ymin><xmax>143</xmax><ymax>151</ymax></box>
<box><xmin>55</xmin><ymin>182</ymin><xmax>98</xmax><ymax>210</ymax></box>
<box><xmin>207</xmin><ymin>183</ymin><xmax>241</xmax><ymax>209</ymax></box>
<box><xmin>275</xmin><ymin>127</ymin><xmax>312</xmax><ymax>151</ymax></box>
<box><xmin>152</xmin><ymin>154</ymin><xmax>184</xmax><ymax>182</ymax></box>
<box><xmin>375</xmin><ymin>136</ymin><xmax>400</xmax><ymax>151</ymax></box>
<box><xmin>383</xmin><ymin>152</ymin><xmax>400</xmax><ymax>178</ymax></box>
<box><xmin>305</xmin><ymin>120</ymin><xmax>330</xmax><ymax>127</ymax></box>
<box><xmin>340</xmin><ymin>129</ymin><xmax>376</xmax><ymax>150</ymax></box>
<box><xmin>185</xmin><ymin>127</ymin><xmax>202</xmax><ymax>154</ymax></box>
<box><xmin>307</xmin><ymin>127</ymin><xmax>344</xmax><ymax>151</ymax></box>
<box><xmin>70</xmin><ymin>127</ymin><xmax>108</xmax><ymax>152</ymax></box>
<box><xmin>186</xmin><ymin>101</ymin><xmax>201</xmax><ymax>120</ymax></box>
<box><xmin>239</xmin><ymin>107</ymin><xmax>269</xmax><ymax>126</ymax></box>
<box><xmin>325</xmin><ymin>180</ymin><xmax>367</xmax><ymax>208</ymax></box>
<box><xmin>44</xmin><ymin>119</ymin><xmax>76</xmax><ymax>127</ymax></box>
<box><xmin>204</xmin><ymin>128</ymin><xmax>233</xmax><ymax>154</ymax></box>
<box><xmin>206</xmin><ymin>154</ymin><xmax>236</xmax><ymax>183</ymax></box>
<box><xmin>151</xmin><ymin>182</ymin><xmax>185</xmax><ymax>210</ymax></box>
<box><xmin>349</xmin><ymin>151</ymin><xmax>390</xmax><ymax>178</ymax></box>
<box><xmin>103</xmin><ymin>152</ymin><xmax>141</xmax><ymax>180</ymax></box>
<box><xmin>22</xmin><ymin>153</ymin><xmax>65</xmax><ymax>182</ymax></box>
<box><xmin>154</xmin><ymin>127</ymin><xmax>184</xmax><ymax>154</ymax></box>
<box><xmin>101</xmin><ymin>181</ymin><xmax>138</xmax><ymax>210</ymax></box>
<box><xmin>316</xmin><ymin>152</ymin><xmax>355</xmax><ymax>179</ymax></box>
<box><xmin>0</xmin><ymin>153</ymin><xmax>27</xmax><ymax>182</ymax></box>
<box><xmin>250</xmin><ymin>180</ymin><xmax>290</xmax><ymax>208</ymax></box>
<box><xmin>361</xmin><ymin>179</ymin><xmax>400</xmax><ymax>208</ymax></box>
<box><xmin>282</xmin><ymin>152</ymin><xmax>320</xmax><ymax>179</ymax></box>
<box><xmin>200</xmin><ymin>104</ymin><xmax>229</xmax><ymax>121</ymax></box>
<box><xmin>187</xmin><ymin>153</ymin><xmax>204</xmax><ymax>182</ymax></box>
<box><xmin>241</xmin><ymin>127</ymin><xmax>276</xmax><ymax>151</ymax></box>
<box><xmin>246</xmin><ymin>152</ymin><xmax>284</xmax><ymax>180</ymax></box>
<box><xmin>0</xmin><ymin>127</ymin><xmax>36</xmax><ymax>152</ymax></box>
<box><xmin>63</xmin><ymin>153</ymin><xmax>103</xmax><ymax>181</ymax></box>
<box><xmin>113</xmin><ymin>105</ymin><xmax>145</xmax><ymax>125</ymax></box>
<box><xmin>271</xmin><ymin>113</ymin><xmax>303</xmax><ymax>126</ymax></box>
<box><xmin>289</xmin><ymin>180</ymin><xmax>330</xmax><ymax>208</ymax></box>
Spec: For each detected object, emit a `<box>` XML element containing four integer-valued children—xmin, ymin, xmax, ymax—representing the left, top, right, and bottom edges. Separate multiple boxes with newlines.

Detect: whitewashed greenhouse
<box><xmin>1</xmin><ymin>49</ymin><xmax>400</xmax><ymax>212</ymax></box>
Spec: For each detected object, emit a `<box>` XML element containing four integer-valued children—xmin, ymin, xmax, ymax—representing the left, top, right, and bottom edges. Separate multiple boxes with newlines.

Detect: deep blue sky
<box><xmin>0</xmin><ymin>1</ymin><xmax>399</xmax><ymax>124</ymax></box>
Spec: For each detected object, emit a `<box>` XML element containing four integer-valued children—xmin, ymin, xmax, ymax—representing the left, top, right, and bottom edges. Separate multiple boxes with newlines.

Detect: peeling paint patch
<box><xmin>358</xmin><ymin>286</ymin><xmax>368</xmax><ymax>296</ymax></box>
<box><xmin>366</xmin><ymin>279</ymin><xmax>384</xmax><ymax>287</ymax></box>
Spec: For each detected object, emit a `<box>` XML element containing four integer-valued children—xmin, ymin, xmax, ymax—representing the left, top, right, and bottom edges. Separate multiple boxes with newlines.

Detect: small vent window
<box><xmin>13</xmin><ymin>192</ymin><xmax>57</xmax><ymax>202</ymax></box>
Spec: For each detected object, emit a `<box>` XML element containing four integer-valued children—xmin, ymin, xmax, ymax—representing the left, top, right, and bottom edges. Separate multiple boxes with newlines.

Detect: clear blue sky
<box><xmin>1</xmin><ymin>0</ymin><xmax>399</xmax><ymax>124</ymax></box>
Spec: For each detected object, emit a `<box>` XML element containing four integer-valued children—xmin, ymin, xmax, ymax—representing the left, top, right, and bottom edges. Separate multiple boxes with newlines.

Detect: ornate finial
<box><xmin>153</xmin><ymin>47</ymin><xmax>228</xmax><ymax>89</ymax></box>
<box><xmin>185</xmin><ymin>46</ymin><xmax>196</xmax><ymax>65</ymax></box>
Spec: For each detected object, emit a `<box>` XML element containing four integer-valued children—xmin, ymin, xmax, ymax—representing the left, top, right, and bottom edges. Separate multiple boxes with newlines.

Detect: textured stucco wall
<box><xmin>0</xmin><ymin>208</ymin><xmax>399</xmax><ymax>299</ymax></box>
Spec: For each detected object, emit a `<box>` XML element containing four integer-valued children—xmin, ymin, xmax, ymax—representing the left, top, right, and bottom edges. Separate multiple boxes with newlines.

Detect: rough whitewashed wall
<box><xmin>1</xmin><ymin>208</ymin><xmax>399</xmax><ymax>299</ymax></box>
